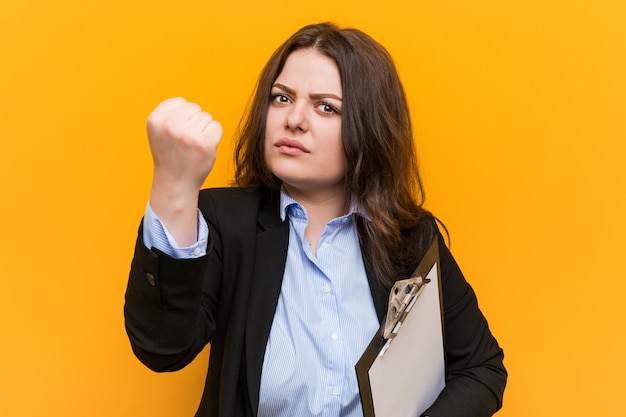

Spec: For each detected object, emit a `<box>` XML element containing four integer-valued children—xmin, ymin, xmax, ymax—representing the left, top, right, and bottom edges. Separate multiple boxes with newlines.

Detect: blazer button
<box><xmin>145</xmin><ymin>272</ymin><xmax>156</xmax><ymax>287</ymax></box>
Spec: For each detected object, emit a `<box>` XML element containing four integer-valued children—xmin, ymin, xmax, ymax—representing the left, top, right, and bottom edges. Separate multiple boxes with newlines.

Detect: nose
<box><xmin>286</xmin><ymin>100</ymin><xmax>308</xmax><ymax>132</ymax></box>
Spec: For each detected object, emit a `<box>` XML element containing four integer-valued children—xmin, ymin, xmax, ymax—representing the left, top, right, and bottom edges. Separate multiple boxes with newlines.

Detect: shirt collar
<box><xmin>279</xmin><ymin>186</ymin><xmax>369</xmax><ymax>222</ymax></box>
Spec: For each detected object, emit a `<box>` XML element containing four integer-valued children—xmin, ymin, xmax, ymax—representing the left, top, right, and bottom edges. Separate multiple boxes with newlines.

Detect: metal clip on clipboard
<box><xmin>379</xmin><ymin>275</ymin><xmax>431</xmax><ymax>356</ymax></box>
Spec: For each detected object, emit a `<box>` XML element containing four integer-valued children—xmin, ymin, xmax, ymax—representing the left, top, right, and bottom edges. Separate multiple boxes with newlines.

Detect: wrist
<box><xmin>149</xmin><ymin>182</ymin><xmax>199</xmax><ymax>247</ymax></box>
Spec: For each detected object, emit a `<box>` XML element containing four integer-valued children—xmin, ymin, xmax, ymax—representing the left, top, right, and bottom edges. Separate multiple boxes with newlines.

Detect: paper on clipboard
<box><xmin>356</xmin><ymin>238</ymin><xmax>445</xmax><ymax>417</ymax></box>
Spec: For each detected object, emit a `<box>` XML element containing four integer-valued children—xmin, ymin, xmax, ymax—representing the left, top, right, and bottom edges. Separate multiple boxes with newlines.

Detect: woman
<box><xmin>125</xmin><ymin>22</ymin><xmax>507</xmax><ymax>417</ymax></box>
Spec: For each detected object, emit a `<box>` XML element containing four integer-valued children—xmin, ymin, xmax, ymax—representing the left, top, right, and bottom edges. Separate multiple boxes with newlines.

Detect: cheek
<box><xmin>265</xmin><ymin>107</ymin><xmax>281</xmax><ymax>133</ymax></box>
<box><xmin>336</xmin><ymin>133</ymin><xmax>348</xmax><ymax>173</ymax></box>
<box><xmin>264</xmin><ymin>115</ymin><xmax>276</xmax><ymax>156</ymax></box>
<box><xmin>263</xmin><ymin>138</ymin><xmax>272</xmax><ymax>168</ymax></box>
<box><xmin>328</xmin><ymin>137</ymin><xmax>347</xmax><ymax>172</ymax></box>
<box><xmin>330</xmin><ymin>128</ymin><xmax>344</xmax><ymax>161</ymax></box>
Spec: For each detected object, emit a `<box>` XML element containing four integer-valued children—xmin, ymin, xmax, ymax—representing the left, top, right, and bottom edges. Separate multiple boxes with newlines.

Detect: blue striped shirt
<box><xmin>258</xmin><ymin>192</ymin><xmax>379</xmax><ymax>417</ymax></box>
<box><xmin>142</xmin><ymin>190</ymin><xmax>379</xmax><ymax>416</ymax></box>
<box><xmin>142</xmin><ymin>203</ymin><xmax>209</xmax><ymax>259</ymax></box>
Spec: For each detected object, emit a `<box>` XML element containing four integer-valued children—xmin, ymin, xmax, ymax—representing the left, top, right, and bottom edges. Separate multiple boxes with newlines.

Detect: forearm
<box><xmin>143</xmin><ymin>202</ymin><xmax>208</xmax><ymax>258</ymax></box>
<box><xmin>422</xmin><ymin>368</ymin><xmax>506</xmax><ymax>417</ymax></box>
<box><xmin>124</xmin><ymin>233</ymin><xmax>216</xmax><ymax>372</ymax></box>
<box><xmin>149</xmin><ymin>180</ymin><xmax>200</xmax><ymax>248</ymax></box>
<box><xmin>422</xmin><ymin>234</ymin><xmax>507</xmax><ymax>416</ymax></box>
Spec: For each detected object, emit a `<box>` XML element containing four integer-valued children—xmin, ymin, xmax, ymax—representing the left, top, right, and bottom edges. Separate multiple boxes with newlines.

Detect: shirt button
<box><xmin>332</xmin><ymin>387</ymin><xmax>340</xmax><ymax>396</ymax></box>
<box><xmin>323</xmin><ymin>285</ymin><xmax>331</xmax><ymax>293</ymax></box>
<box><xmin>322</xmin><ymin>242</ymin><xmax>329</xmax><ymax>249</ymax></box>
<box><xmin>192</xmin><ymin>247</ymin><xmax>202</xmax><ymax>256</ymax></box>
<box><xmin>331</xmin><ymin>333</ymin><xmax>339</xmax><ymax>341</ymax></box>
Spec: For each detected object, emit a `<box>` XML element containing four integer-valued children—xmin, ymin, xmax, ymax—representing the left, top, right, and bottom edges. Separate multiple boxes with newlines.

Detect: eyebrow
<box><xmin>273</xmin><ymin>83</ymin><xmax>342</xmax><ymax>101</ymax></box>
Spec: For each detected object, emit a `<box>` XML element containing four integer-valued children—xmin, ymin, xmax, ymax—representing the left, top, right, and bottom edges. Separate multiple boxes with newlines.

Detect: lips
<box><xmin>274</xmin><ymin>138</ymin><xmax>310</xmax><ymax>154</ymax></box>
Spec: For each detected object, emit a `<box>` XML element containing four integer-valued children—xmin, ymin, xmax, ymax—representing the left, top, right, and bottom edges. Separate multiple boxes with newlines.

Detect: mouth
<box><xmin>274</xmin><ymin>138</ymin><xmax>310</xmax><ymax>154</ymax></box>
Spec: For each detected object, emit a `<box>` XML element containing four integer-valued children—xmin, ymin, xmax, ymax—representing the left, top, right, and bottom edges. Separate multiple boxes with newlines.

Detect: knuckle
<box><xmin>162</xmin><ymin>118</ymin><xmax>177</xmax><ymax>136</ymax></box>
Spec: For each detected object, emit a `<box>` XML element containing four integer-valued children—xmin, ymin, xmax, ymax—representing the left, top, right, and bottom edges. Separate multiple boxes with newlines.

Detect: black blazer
<box><xmin>125</xmin><ymin>187</ymin><xmax>506</xmax><ymax>417</ymax></box>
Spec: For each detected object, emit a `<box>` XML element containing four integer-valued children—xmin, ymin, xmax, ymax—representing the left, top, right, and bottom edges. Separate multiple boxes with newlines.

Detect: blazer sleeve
<box><xmin>124</xmin><ymin>220</ymin><xmax>222</xmax><ymax>372</ymax></box>
<box><xmin>421</xmin><ymin>231</ymin><xmax>507</xmax><ymax>417</ymax></box>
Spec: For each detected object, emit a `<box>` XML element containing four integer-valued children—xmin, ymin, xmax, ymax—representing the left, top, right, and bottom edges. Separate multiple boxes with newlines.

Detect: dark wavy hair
<box><xmin>234</xmin><ymin>22</ymin><xmax>436</xmax><ymax>289</ymax></box>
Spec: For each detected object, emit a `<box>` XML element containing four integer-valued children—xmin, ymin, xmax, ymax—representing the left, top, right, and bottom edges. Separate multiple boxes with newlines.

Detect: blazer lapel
<box><xmin>356</xmin><ymin>216</ymin><xmax>391</xmax><ymax>324</ymax></box>
<box><xmin>245</xmin><ymin>190</ymin><xmax>289</xmax><ymax>413</ymax></box>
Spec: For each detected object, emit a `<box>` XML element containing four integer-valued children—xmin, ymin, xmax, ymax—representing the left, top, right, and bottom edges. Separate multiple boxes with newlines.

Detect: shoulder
<box><xmin>199</xmin><ymin>187</ymin><xmax>264</xmax><ymax>210</ymax></box>
<box><xmin>403</xmin><ymin>212</ymin><xmax>440</xmax><ymax>252</ymax></box>
<box><xmin>198</xmin><ymin>186</ymin><xmax>280</xmax><ymax>224</ymax></box>
<box><xmin>200</xmin><ymin>186</ymin><xmax>263</xmax><ymax>200</ymax></box>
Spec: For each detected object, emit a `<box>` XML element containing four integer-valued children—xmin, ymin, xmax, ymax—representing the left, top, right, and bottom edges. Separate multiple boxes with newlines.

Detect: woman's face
<box><xmin>264</xmin><ymin>48</ymin><xmax>345</xmax><ymax>197</ymax></box>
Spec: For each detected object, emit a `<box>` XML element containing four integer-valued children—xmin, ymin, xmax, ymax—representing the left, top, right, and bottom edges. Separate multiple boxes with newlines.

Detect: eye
<box><xmin>317</xmin><ymin>102</ymin><xmax>341</xmax><ymax>116</ymax></box>
<box><xmin>271</xmin><ymin>93</ymin><xmax>290</xmax><ymax>104</ymax></box>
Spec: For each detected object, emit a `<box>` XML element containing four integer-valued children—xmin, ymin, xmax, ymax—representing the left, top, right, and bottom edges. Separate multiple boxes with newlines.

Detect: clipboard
<box><xmin>355</xmin><ymin>238</ymin><xmax>445</xmax><ymax>417</ymax></box>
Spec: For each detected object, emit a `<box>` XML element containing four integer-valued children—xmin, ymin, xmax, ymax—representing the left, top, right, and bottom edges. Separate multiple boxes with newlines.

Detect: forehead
<box><xmin>274</xmin><ymin>49</ymin><xmax>342</xmax><ymax>94</ymax></box>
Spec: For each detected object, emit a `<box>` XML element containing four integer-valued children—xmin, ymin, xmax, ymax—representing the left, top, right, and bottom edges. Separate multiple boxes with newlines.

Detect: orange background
<box><xmin>1</xmin><ymin>0</ymin><xmax>625</xmax><ymax>415</ymax></box>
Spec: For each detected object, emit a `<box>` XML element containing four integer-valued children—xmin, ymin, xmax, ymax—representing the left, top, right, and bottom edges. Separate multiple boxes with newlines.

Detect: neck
<box><xmin>283</xmin><ymin>183</ymin><xmax>349</xmax><ymax>223</ymax></box>
<box><xmin>283</xmin><ymin>184</ymin><xmax>349</xmax><ymax>255</ymax></box>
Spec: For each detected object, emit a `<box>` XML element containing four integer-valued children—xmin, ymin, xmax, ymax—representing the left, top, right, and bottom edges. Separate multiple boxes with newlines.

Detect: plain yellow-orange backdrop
<box><xmin>1</xmin><ymin>0</ymin><xmax>625</xmax><ymax>415</ymax></box>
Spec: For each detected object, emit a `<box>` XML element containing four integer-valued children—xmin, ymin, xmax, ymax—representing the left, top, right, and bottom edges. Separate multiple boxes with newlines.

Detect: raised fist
<box><xmin>147</xmin><ymin>97</ymin><xmax>223</xmax><ymax>192</ymax></box>
<box><xmin>146</xmin><ymin>98</ymin><xmax>223</xmax><ymax>246</ymax></box>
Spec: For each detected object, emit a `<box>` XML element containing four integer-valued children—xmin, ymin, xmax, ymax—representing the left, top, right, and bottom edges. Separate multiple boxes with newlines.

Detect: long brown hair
<box><xmin>234</xmin><ymin>22</ymin><xmax>436</xmax><ymax>289</ymax></box>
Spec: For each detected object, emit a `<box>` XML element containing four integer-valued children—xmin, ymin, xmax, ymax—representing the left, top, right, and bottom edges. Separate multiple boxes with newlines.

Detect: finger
<box><xmin>156</xmin><ymin>102</ymin><xmax>203</xmax><ymax>139</ymax></box>
<box><xmin>166</xmin><ymin>101</ymin><xmax>201</xmax><ymax>123</ymax></box>
<box><xmin>188</xmin><ymin>110</ymin><xmax>214</xmax><ymax>132</ymax></box>
<box><xmin>152</xmin><ymin>97</ymin><xmax>187</xmax><ymax>116</ymax></box>
<box><xmin>202</xmin><ymin>120</ymin><xmax>223</xmax><ymax>146</ymax></box>
<box><xmin>148</xmin><ymin>98</ymin><xmax>188</xmax><ymax>131</ymax></box>
<box><xmin>185</xmin><ymin>115</ymin><xmax>222</xmax><ymax>149</ymax></box>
